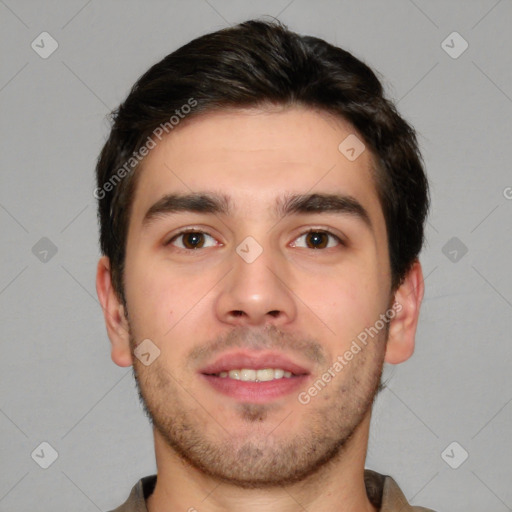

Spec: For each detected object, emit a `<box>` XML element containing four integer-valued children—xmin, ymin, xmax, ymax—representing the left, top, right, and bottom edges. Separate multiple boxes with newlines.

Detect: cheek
<box><xmin>305</xmin><ymin>263</ymin><xmax>388</xmax><ymax>344</ymax></box>
<box><xmin>124</xmin><ymin>249</ymin><xmax>216</xmax><ymax>339</ymax></box>
<box><xmin>123</xmin><ymin>251</ymin><xmax>176</xmax><ymax>335</ymax></box>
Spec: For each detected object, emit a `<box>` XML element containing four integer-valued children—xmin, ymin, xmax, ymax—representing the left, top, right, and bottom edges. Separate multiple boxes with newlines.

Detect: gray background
<box><xmin>1</xmin><ymin>0</ymin><xmax>511</xmax><ymax>510</ymax></box>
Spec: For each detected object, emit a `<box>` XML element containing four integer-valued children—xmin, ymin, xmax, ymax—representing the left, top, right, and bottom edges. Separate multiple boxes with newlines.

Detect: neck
<box><xmin>146</xmin><ymin>411</ymin><xmax>377</xmax><ymax>512</ymax></box>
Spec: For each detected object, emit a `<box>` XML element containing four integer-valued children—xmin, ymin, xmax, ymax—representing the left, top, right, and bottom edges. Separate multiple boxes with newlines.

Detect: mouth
<box><xmin>198</xmin><ymin>351</ymin><xmax>311</xmax><ymax>403</ymax></box>
<box><xmin>208</xmin><ymin>368</ymin><xmax>297</xmax><ymax>381</ymax></box>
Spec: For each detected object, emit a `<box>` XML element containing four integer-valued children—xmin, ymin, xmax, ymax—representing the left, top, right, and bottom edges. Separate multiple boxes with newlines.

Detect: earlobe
<box><xmin>95</xmin><ymin>256</ymin><xmax>133</xmax><ymax>367</ymax></box>
<box><xmin>384</xmin><ymin>260</ymin><xmax>425</xmax><ymax>365</ymax></box>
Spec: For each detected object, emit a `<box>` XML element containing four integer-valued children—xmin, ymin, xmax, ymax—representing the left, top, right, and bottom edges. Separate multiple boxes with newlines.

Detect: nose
<box><xmin>214</xmin><ymin>242</ymin><xmax>297</xmax><ymax>327</ymax></box>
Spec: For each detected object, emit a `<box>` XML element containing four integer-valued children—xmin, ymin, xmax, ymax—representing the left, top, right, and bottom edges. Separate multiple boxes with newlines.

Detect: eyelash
<box><xmin>165</xmin><ymin>227</ymin><xmax>345</xmax><ymax>251</ymax></box>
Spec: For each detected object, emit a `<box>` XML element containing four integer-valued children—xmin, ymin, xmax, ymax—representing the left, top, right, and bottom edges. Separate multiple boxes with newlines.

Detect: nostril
<box><xmin>268</xmin><ymin>310</ymin><xmax>280</xmax><ymax>317</ymax></box>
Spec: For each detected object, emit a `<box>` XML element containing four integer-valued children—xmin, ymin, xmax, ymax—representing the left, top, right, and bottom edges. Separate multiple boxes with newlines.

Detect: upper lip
<box><xmin>199</xmin><ymin>351</ymin><xmax>311</xmax><ymax>376</ymax></box>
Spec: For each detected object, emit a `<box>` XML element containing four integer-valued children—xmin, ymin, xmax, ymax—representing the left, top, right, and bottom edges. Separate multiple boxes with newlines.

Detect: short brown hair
<box><xmin>95</xmin><ymin>18</ymin><xmax>429</xmax><ymax>304</ymax></box>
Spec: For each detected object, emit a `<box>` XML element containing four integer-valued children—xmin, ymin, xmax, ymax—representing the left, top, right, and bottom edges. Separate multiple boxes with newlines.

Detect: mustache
<box><xmin>186</xmin><ymin>324</ymin><xmax>327</xmax><ymax>368</ymax></box>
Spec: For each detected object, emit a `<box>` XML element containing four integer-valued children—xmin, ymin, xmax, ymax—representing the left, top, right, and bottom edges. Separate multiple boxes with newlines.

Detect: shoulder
<box><xmin>365</xmin><ymin>469</ymin><xmax>437</xmax><ymax>512</ymax></box>
<box><xmin>106</xmin><ymin>475</ymin><xmax>157</xmax><ymax>512</ymax></box>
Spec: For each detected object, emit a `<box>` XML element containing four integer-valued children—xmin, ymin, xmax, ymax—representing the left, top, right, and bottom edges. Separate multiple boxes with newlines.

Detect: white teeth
<box><xmin>256</xmin><ymin>368</ymin><xmax>275</xmax><ymax>382</ymax></box>
<box><xmin>274</xmin><ymin>368</ymin><xmax>284</xmax><ymax>379</ymax></box>
<box><xmin>240</xmin><ymin>369</ymin><xmax>256</xmax><ymax>381</ymax></box>
<box><xmin>218</xmin><ymin>368</ymin><xmax>294</xmax><ymax>381</ymax></box>
<box><xmin>228</xmin><ymin>369</ymin><xmax>240</xmax><ymax>380</ymax></box>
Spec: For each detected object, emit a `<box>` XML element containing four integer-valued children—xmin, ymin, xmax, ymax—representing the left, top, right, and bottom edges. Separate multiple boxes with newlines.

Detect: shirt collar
<box><xmin>114</xmin><ymin>469</ymin><xmax>424</xmax><ymax>512</ymax></box>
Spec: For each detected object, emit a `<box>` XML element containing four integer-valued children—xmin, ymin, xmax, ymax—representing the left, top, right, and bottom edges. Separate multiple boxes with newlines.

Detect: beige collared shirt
<box><xmin>108</xmin><ymin>470</ymin><xmax>436</xmax><ymax>511</ymax></box>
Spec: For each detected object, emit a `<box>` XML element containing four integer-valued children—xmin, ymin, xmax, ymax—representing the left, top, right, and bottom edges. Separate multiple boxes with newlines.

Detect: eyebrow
<box><xmin>142</xmin><ymin>191</ymin><xmax>373</xmax><ymax>231</ymax></box>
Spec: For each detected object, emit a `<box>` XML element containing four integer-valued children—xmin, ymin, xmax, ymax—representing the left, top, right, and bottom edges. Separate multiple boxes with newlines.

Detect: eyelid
<box><xmin>164</xmin><ymin>227</ymin><xmax>221</xmax><ymax>248</ymax></box>
<box><xmin>290</xmin><ymin>227</ymin><xmax>346</xmax><ymax>248</ymax></box>
<box><xmin>164</xmin><ymin>226</ymin><xmax>347</xmax><ymax>250</ymax></box>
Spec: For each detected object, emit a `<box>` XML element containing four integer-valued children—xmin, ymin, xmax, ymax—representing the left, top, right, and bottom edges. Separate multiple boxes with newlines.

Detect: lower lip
<box><xmin>200</xmin><ymin>374</ymin><xmax>309</xmax><ymax>403</ymax></box>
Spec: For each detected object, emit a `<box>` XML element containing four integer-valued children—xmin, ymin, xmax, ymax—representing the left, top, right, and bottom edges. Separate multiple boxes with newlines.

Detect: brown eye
<box><xmin>168</xmin><ymin>231</ymin><xmax>216</xmax><ymax>250</ymax></box>
<box><xmin>305</xmin><ymin>232</ymin><xmax>329</xmax><ymax>248</ymax></box>
<box><xmin>182</xmin><ymin>232</ymin><xmax>205</xmax><ymax>249</ymax></box>
<box><xmin>291</xmin><ymin>230</ymin><xmax>342</xmax><ymax>249</ymax></box>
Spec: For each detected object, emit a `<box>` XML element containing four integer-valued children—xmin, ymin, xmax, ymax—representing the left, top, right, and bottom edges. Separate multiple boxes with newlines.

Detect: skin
<box><xmin>96</xmin><ymin>105</ymin><xmax>424</xmax><ymax>512</ymax></box>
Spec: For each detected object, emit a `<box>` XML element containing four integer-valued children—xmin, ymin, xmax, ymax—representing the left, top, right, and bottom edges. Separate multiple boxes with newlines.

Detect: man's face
<box><xmin>122</xmin><ymin>106</ymin><xmax>393</xmax><ymax>487</ymax></box>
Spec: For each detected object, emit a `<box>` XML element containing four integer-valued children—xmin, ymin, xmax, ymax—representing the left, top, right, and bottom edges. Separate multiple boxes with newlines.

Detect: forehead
<box><xmin>129</xmin><ymin>106</ymin><xmax>385</xmax><ymax>231</ymax></box>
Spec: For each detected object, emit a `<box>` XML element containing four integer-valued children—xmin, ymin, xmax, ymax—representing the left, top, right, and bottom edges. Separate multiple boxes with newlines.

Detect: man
<box><xmin>95</xmin><ymin>19</ymin><xmax>434</xmax><ymax>512</ymax></box>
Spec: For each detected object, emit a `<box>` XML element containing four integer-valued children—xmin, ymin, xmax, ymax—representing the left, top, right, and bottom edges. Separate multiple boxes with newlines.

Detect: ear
<box><xmin>384</xmin><ymin>259</ymin><xmax>425</xmax><ymax>364</ymax></box>
<box><xmin>96</xmin><ymin>256</ymin><xmax>133</xmax><ymax>367</ymax></box>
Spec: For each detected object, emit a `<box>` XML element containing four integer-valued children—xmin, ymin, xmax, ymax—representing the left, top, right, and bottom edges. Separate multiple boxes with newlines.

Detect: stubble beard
<box><xmin>130</xmin><ymin>328</ymin><xmax>386</xmax><ymax>489</ymax></box>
